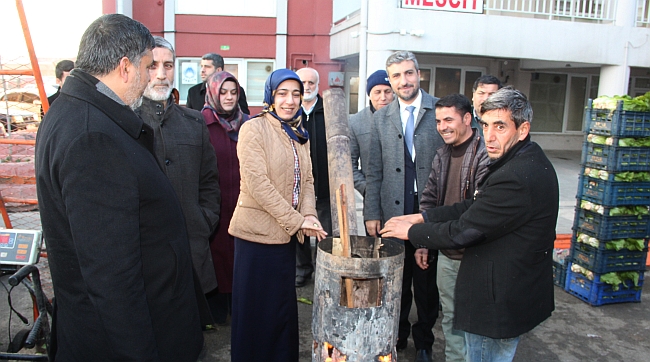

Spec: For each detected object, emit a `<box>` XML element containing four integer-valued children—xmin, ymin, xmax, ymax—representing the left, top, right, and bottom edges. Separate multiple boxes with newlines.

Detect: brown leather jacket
<box><xmin>229</xmin><ymin>113</ymin><xmax>317</xmax><ymax>244</ymax></box>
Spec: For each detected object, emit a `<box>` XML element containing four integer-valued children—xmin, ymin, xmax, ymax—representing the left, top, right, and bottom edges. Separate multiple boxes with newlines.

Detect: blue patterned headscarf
<box><xmin>261</xmin><ymin>69</ymin><xmax>309</xmax><ymax>144</ymax></box>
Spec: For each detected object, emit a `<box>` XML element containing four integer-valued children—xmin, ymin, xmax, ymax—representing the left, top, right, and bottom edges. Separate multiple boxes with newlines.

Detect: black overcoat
<box><xmin>409</xmin><ymin>138</ymin><xmax>559</xmax><ymax>339</ymax></box>
<box><xmin>35</xmin><ymin>69</ymin><xmax>204</xmax><ymax>361</ymax></box>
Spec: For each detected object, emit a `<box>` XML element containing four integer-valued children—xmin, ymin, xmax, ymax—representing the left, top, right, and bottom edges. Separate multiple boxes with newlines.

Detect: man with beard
<box><xmin>35</xmin><ymin>15</ymin><xmax>207</xmax><ymax>361</ymax></box>
<box><xmin>294</xmin><ymin>67</ymin><xmax>332</xmax><ymax>288</ymax></box>
<box><xmin>364</xmin><ymin>51</ymin><xmax>444</xmax><ymax>362</ymax></box>
<box><xmin>136</xmin><ymin>36</ymin><xmax>222</xmax><ymax>320</ymax></box>
<box><xmin>185</xmin><ymin>52</ymin><xmax>249</xmax><ymax>114</ymax></box>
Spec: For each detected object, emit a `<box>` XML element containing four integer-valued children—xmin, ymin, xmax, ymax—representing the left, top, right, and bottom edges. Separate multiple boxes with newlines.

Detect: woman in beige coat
<box><xmin>228</xmin><ymin>69</ymin><xmax>327</xmax><ymax>362</ymax></box>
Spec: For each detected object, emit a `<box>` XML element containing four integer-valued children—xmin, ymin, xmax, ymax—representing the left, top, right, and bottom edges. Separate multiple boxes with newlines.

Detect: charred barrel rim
<box><xmin>317</xmin><ymin>236</ymin><xmax>404</xmax><ymax>259</ymax></box>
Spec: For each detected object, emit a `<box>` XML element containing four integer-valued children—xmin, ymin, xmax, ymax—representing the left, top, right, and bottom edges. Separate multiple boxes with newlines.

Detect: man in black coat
<box><xmin>185</xmin><ymin>52</ymin><xmax>249</xmax><ymax>114</ymax></box>
<box><xmin>35</xmin><ymin>15</ymin><xmax>206</xmax><ymax>361</ymax></box>
<box><xmin>294</xmin><ymin>67</ymin><xmax>332</xmax><ymax>287</ymax></box>
<box><xmin>381</xmin><ymin>87</ymin><xmax>558</xmax><ymax>362</ymax></box>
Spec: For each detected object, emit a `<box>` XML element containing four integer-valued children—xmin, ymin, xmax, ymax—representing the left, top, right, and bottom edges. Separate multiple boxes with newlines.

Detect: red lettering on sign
<box><xmin>450</xmin><ymin>0</ymin><xmax>460</xmax><ymax>8</ymax></box>
<box><xmin>423</xmin><ymin>0</ymin><xmax>433</xmax><ymax>6</ymax></box>
<box><xmin>436</xmin><ymin>0</ymin><xmax>445</xmax><ymax>6</ymax></box>
<box><xmin>404</xmin><ymin>0</ymin><xmax>420</xmax><ymax>5</ymax></box>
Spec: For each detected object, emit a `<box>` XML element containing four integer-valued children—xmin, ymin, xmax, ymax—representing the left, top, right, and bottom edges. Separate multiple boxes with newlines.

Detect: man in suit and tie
<box><xmin>364</xmin><ymin>51</ymin><xmax>444</xmax><ymax>362</ymax></box>
<box><xmin>470</xmin><ymin>75</ymin><xmax>502</xmax><ymax>136</ymax></box>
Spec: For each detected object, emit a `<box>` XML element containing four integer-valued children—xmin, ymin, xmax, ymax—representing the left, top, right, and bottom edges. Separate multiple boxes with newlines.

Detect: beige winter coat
<box><xmin>229</xmin><ymin>113</ymin><xmax>317</xmax><ymax>244</ymax></box>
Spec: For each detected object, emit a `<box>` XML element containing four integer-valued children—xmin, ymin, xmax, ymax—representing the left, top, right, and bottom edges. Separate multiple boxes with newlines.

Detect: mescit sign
<box><xmin>401</xmin><ymin>0</ymin><xmax>484</xmax><ymax>14</ymax></box>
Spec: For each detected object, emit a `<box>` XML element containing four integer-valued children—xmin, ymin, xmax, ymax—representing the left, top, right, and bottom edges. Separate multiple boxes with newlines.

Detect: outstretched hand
<box><xmin>301</xmin><ymin>215</ymin><xmax>328</xmax><ymax>241</ymax></box>
<box><xmin>379</xmin><ymin>213</ymin><xmax>424</xmax><ymax>240</ymax></box>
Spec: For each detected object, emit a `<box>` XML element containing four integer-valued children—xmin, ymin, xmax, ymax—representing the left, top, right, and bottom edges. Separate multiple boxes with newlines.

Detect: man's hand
<box><xmin>379</xmin><ymin>217</ymin><xmax>416</xmax><ymax>240</ymax></box>
<box><xmin>301</xmin><ymin>215</ymin><xmax>328</xmax><ymax>241</ymax></box>
<box><xmin>390</xmin><ymin>213</ymin><xmax>425</xmax><ymax>224</ymax></box>
<box><xmin>414</xmin><ymin>248</ymin><xmax>429</xmax><ymax>270</ymax></box>
<box><xmin>365</xmin><ymin>220</ymin><xmax>381</xmax><ymax>237</ymax></box>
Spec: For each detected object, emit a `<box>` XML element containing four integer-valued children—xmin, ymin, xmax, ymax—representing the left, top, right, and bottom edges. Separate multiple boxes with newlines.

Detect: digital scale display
<box><xmin>0</xmin><ymin>229</ymin><xmax>42</xmax><ymax>266</ymax></box>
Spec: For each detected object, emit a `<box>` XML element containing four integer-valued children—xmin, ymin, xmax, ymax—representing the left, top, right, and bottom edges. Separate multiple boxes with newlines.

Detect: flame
<box><xmin>378</xmin><ymin>355</ymin><xmax>392</xmax><ymax>362</ymax></box>
<box><xmin>324</xmin><ymin>342</ymin><xmax>332</xmax><ymax>349</ymax></box>
<box><xmin>325</xmin><ymin>358</ymin><xmax>332</xmax><ymax>362</ymax></box>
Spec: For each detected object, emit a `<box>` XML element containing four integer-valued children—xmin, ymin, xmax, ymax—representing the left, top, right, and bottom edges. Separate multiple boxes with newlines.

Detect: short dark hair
<box><xmin>472</xmin><ymin>75</ymin><xmax>502</xmax><ymax>92</ymax></box>
<box><xmin>435</xmin><ymin>94</ymin><xmax>472</xmax><ymax>116</ymax></box>
<box><xmin>480</xmin><ymin>86</ymin><xmax>532</xmax><ymax>128</ymax></box>
<box><xmin>55</xmin><ymin>60</ymin><xmax>74</xmax><ymax>80</ymax></box>
<box><xmin>202</xmin><ymin>53</ymin><xmax>224</xmax><ymax>70</ymax></box>
<box><xmin>76</xmin><ymin>14</ymin><xmax>154</xmax><ymax>77</ymax></box>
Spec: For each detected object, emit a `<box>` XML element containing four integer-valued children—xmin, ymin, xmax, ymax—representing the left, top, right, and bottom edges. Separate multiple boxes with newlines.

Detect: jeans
<box><xmin>437</xmin><ymin>252</ymin><xmax>465</xmax><ymax>362</ymax></box>
<box><xmin>464</xmin><ymin>332</ymin><xmax>520</xmax><ymax>362</ymax></box>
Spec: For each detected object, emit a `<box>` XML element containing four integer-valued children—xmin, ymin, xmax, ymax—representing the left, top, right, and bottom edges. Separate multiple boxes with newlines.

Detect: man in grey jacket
<box><xmin>137</xmin><ymin>37</ymin><xmax>222</xmax><ymax>310</ymax></box>
<box><xmin>349</xmin><ymin>69</ymin><xmax>394</xmax><ymax>197</ymax></box>
<box><xmin>364</xmin><ymin>51</ymin><xmax>444</xmax><ymax>362</ymax></box>
<box><xmin>418</xmin><ymin>94</ymin><xmax>489</xmax><ymax>362</ymax></box>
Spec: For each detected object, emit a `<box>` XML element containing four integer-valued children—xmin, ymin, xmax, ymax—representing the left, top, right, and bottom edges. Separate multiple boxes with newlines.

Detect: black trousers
<box><xmin>398</xmin><ymin>194</ymin><xmax>440</xmax><ymax>350</ymax></box>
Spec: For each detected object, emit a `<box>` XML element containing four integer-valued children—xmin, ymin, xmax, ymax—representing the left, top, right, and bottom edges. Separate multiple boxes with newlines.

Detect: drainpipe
<box><xmin>357</xmin><ymin>0</ymin><xmax>368</xmax><ymax>111</ymax></box>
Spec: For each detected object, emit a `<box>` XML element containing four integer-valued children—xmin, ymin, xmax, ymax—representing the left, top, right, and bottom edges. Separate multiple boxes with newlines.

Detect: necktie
<box><xmin>405</xmin><ymin>105</ymin><xmax>415</xmax><ymax>156</ymax></box>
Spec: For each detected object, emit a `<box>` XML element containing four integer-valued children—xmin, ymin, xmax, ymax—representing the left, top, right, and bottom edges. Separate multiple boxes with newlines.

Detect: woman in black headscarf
<box><xmin>228</xmin><ymin>69</ymin><xmax>327</xmax><ymax>361</ymax></box>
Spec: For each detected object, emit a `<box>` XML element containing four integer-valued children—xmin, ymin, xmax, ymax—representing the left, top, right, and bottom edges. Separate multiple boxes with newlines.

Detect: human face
<box><xmin>298</xmin><ymin>69</ymin><xmax>319</xmax><ymax>102</ymax></box>
<box><xmin>386</xmin><ymin>60</ymin><xmax>420</xmax><ymax>104</ymax></box>
<box><xmin>143</xmin><ymin>47</ymin><xmax>174</xmax><ymax>102</ymax></box>
<box><xmin>220</xmin><ymin>80</ymin><xmax>238</xmax><ymax>113</ymax></box>
<box><xmin>125</xmin><ymin>50</ymin><xmax>153</xmax><ymax>110</ymax></box>
<box><xmin>481</xmin><ymin>109</ymin><xmax>530</xmax><ymax>160</ymax></box>
<box><xmin>472</xmin><ymin>83</ymin><xmax>500</xmax><ymax>113</ymax></box>
<box><xmin>273</xmin><ymin>79</ymin><xmax>302</xmax><ymax>121</ymax></box>
<box><xmin>200</xmin><ymin>59</ymin><xmax>219</xmax><ymax>82</ymax></box>
<box><xmin>369</xmin><ymin>84</ymin><xmax>394</xmax><ymax>110</ymax></box>
<box><xmin>436</xmin><ymin>106</ymin><xmax>473</xmax><ymax>147</ymax></box>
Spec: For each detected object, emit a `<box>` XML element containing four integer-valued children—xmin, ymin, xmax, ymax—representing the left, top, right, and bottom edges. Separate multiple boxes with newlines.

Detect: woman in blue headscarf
<box><xmin>228</xmin><ymin>69</ymin><xmax>327</xmax><ymax>361</ymax></box>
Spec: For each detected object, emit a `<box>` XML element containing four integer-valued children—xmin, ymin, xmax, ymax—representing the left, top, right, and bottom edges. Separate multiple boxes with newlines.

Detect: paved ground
<box><xmin>2</xmin><ymin>149</ymin><xmax>650</xmax><ymax>361</ymax></box>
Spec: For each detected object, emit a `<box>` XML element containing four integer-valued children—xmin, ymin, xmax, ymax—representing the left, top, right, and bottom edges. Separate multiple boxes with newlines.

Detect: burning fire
<box><xmin>378</xmin><ymin>355</ymin><xmax>392</xmax><ymax>362</ymax></box>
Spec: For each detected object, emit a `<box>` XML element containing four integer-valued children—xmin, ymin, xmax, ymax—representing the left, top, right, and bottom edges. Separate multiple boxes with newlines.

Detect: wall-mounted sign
<box><xmin>329</xmin><ymin>72</ymin><xmax>345</xmax><ymax>87</ymax></box>
<box><xmin>181</xmin><ymin>62</ymin><xmax>198</xmax><ymax>85</ymax></box>
<box><xmin>401</xmin><ymin>0</ymin><xmax>483</xmax><ymax>14</ymax></box>
<box><xmin>220</xmin><ymin>45</ymin><xmax>230</xmax><ymax>51</ymax></box>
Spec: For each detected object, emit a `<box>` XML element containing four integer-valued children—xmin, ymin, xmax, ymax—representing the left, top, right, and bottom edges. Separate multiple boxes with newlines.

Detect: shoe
<box><xmin>295</xmin><ymin>273</ymin><xmax>312</xmax><ymax>287</ymax></box>
<box><xmin>414</xmin><ymin>349</ymin><xmax>433</xmax><ymax>362</ymax></box>
<box><xmin>396</xmin><ymin>337</ymin><xmax>407</xmax><ymax>352</ymax></box>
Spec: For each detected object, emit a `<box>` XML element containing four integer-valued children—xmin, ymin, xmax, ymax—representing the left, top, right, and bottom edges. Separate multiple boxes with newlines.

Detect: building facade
<box><xmin>106</xmin><ymin>0</ymin><xmax>650</xmax><ymax>150</ymax></box>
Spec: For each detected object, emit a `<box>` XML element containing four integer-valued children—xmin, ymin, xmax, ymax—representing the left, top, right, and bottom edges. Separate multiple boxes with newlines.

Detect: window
<box><xmin>423</xmin><ymin>66</ymin><xmax>485</xmax><ymax>98</ymax></box>
<box><xmin>175</xmin><ymin>58</ymin><xmax>275</xmax><ymax>106</ymax></box>
<box><xmin>176</xmin><ymin>0</ymin><xmax>276</xmax><ymax>17</ymax></box>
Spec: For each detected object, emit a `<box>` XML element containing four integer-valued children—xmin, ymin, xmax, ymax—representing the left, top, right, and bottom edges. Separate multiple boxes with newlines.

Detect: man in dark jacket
<box><xmin>47</xmin><ymin>60</ymin><xmax>74</xmax><ymax>106</ymax></box>
<box><xmin>185</xmin><ymin>52</ymin><xmax>249</xmax><ymax>114</ymax></box>
<box><xmin>294</xmin><ymin>67</ymin><xmax>332</xmax><ymax>287</ymax></box>
<box><xmin>136</xmin><ymin>37</ymin><xmax>222</xmax><ymax>308</ymax></box>
<box><xmin>470</xmin><ymin>75</ymin><xmax>502</xmax><ymax>136</ymax></box>
<box><xmin>35</xmin><ymin>15</ymin><xmax>206</xmax><ymax>361</ymax></box>
<box><xmin>381</xmin><ymin>87</ymin><xmax>559</xmax><ymax>362</ymax></box>
<box><xmin>417</xmin><ymin>94</ymin><xmax>489</xmax><ymax>362</ymax></box>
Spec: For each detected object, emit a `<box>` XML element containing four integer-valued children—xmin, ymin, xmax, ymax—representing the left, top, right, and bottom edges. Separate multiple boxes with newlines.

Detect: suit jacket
<box><xmin>349</xmin><ymin>106</ymin><xmax>373</xmax><ymax>196</ymax></box>
<box><xmin>35</xmin><ymin>69</ymin><xmax>204</xmax><ymax>361</ymax></box>
<box><xmin>136</xmin><ymin>96</ymin><xmax>221</xmax><ymax>294</ymax></box>
<box><xmin>186</xmin><ymin>82</ymin><xmax>250</xmax><ymax>115</ymax></box>
<box><xmin>364</xmin><ymin>90</ymin><xmax>443</xmax><ymax>223</ymax></box>
<box><xmin>409</xmin><ymin>137</ymin><xmax>558</xmax><ymax>339</ymax></box>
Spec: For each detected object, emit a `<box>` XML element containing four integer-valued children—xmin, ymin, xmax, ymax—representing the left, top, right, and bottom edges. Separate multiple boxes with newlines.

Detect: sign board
<box><xmin>329</xmin><ymin>72</ymin><xmax>345</xmax><ymax>87</ymax></box>
<box><xmin>401</xmin><ymin>0</ymin><xmax>483</xmax><ymax>14</ymax></box>
<box><xmin>181</xmin><ymin>62</ymin><xmax>198</xmax><ymax>85</ymax></box>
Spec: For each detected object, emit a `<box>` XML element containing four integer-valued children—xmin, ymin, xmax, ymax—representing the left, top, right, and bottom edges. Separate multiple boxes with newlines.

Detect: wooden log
<box><xmin>323</xmin><ymin>88</ymin><xmax>358</xmax><ymax>237</ymax></box>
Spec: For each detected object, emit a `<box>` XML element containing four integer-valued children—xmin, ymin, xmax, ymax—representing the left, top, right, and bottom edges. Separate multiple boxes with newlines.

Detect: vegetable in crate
<box><xmin>614</xmin><ymin>171</ymin><xmax>650</xmax><ymax>182</ymax></box>
<box><xmin>571</xmin><ymin>264</ymin><xmax>594</xmax><ymax>280</ymax></box>
<box><xmin>600</xmin><ymin>271</ymin><xmax>641</xmax><ymax>291</ymax></box>
<box><xmin>593</xmin><ymin>94</ymin><xmax>650</xmax><ymax>112</ymax></box>
<box><xmin>583</xmin><ymin>167</ymin><xmax>609</xmax><ymax>180</ymax></box>
<box><xmin>576</xmin><ymin>232</ymin><xmax>646</xmax><ymax>251</ymax></box>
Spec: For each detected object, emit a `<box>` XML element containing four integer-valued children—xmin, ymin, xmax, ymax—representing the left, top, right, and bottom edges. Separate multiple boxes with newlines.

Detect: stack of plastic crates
<box><xmin>566</xmin><ymin>99</ymin><xmax>650</xmax><ymax>306</ymax></box>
